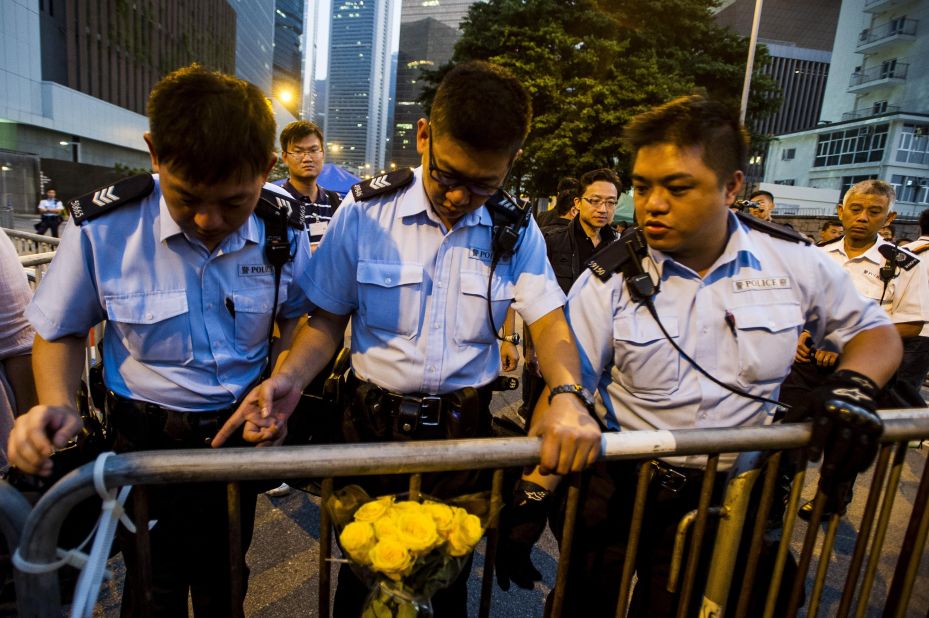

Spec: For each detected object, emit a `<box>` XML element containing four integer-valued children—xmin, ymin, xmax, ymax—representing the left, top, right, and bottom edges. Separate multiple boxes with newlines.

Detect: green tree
<box><xmin>420</xmin><ymin>0</ymin><xmax>780</xmax><ymax>195</ymax></box>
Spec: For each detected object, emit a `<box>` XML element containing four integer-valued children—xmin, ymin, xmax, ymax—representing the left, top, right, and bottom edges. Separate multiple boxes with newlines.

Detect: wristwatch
<box><xmin>502</xmin><ymin>333</ymin><xmax>521</xmax><ymax>345</ymax></box>
<box><xmin>548</xmin><ymin>384</ymin><xmax>596</xmax><ymax>416</ymax></box>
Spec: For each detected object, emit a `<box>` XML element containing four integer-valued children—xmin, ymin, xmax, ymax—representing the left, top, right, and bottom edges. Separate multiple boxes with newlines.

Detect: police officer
<box><xmin>214</xmin><ymin>60</ymin><xmax>602</xmax><ymax>617</ymax></box>
<box><xmin>497</xmin><ymin>95</ymin><xmax>899</xmax><ymax>616</ymax></box>
<box><xmin>7</xmin><ymin>65</ymin><xmax>313</xmax><ymax>616</ymax></box>
<box><xmin>34</xmin><ymin>188</ymin><xmax>65</xmax><ymax>237</ymax></box>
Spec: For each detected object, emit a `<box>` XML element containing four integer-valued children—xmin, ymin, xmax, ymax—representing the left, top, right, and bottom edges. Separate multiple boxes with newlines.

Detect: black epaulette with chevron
<box><xmin>67</xmin><ymin>174</ymin><xmax>155</xmax><ymax>225</ymax></box>
<box><xmin>735</xmin><ymin>211</ymin><xmax>811</xmax><ymax>245</ymax></box>
<box><xmin>909</xmin><ymin>243</ymin><xmax>929</xmax><ymax>255</ymax></box>
<box><xmin>816</xmin><ymin>235</ymin><xmax>844</xmax><ymax>247</ymax></box>
<box><xmin>256</xmin><ymin>188</ymin><xmax>306</xmax><ymax>229</ymax></box>
<box><xmin>351</xmin><ymin>168</ymin><xmax>415</xmax><ymax>202</ymax></box>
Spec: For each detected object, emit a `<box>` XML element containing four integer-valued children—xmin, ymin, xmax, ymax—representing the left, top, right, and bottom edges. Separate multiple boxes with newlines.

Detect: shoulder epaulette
<box><xmin>586</xmin><ymin>227</ymin><xmax>648</xmax><ymax>282</ymax></box>
<box><xmin>909</xmin><ymin>243</ymin><xmax>929</xmax><ymax>255</ymax></box>
<box><xmin>735</xmin><ymin>212</ymin><xmax>810</xmax><ymax>245</ymax></box>
<box><xmin>350</xmin><ymin>168</ymin><xmax>414</xmax><ymax>201</ymax></box>
<box><xmin>67</xmin><ymin>174</ymin><xmax>155</xmax><ymax>225</ymax></box>
<box><xmin>256</xmin><ymin>188</ymin><xmax>306</xmax><ymax>229</ymax></box>
<box><xmin>887</xmin><ymin>244</ymin><xmax>921</xmax><ymax>271</ymax></box>
<box><xmin>815</xmin><ymin>235</ymin><xmax>844</xmax><ymax>247</ymax></box>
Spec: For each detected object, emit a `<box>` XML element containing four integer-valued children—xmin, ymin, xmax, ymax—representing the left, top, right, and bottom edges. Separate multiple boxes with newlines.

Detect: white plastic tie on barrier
<box><xmin>70</xmin><ymin>451</ymin><xmax>135</xmax><ymax>618</ymax></box>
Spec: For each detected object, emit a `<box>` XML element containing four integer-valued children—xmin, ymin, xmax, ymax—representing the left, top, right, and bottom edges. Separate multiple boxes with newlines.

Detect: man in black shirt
<box><xmin>544</xmin><ymin>168</ymin><xmax>620</xmax><ymax>293</ymax></box>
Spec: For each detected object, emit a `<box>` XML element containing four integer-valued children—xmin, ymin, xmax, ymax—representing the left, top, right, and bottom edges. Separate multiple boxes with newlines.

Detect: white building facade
<box><xmin>763</xmin><ymin>0</ymin><xmax>929</xmax><ymax>218</ymax></box>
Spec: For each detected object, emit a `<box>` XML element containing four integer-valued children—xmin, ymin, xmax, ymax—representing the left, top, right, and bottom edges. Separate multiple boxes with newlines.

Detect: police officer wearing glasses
<box><xmin>213</xmin><ymin>60</ymin><xmax>602</xmax><ymax>617</ymax></box>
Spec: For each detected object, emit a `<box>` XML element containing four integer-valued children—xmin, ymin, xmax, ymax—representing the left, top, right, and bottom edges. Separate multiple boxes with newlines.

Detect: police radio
<box><xmin>484</xmin><ymin>189</ymin><xmax>532</xmax><ymax>343</ymax></box>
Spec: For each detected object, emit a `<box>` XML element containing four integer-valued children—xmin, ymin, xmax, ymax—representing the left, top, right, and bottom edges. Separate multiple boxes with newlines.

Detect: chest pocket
<box><xmin>455</xmin><ymin>270</ymin><xmax>515</xmax><ymax>345</ymax></box>
<box><xmin>729</xmin><ymin>302</ymin><xmax>803</xmax><ymax>386</ymax></box>
<box><xmin>612</xmin><ymin>314</ymin><xmax>680</xmax><ymax>398</ymax></box>
<box><xmin>232</xmin><ymin>288</ymin><xmax>276</xmax><ymax>355</ymax></box>
<box><xmin>357</xmin><ymin>261</ymin><xmax>424</xmax><ymax>338</ymax></box>
<box><xmin>856</xmin><ymin>274</ymin><xmax>893</xmax><ymax>308</ymax></box>
<box><xmin>105</xmin><ymin>291</ymin><xmax>193</xmax><ymax>364</ymax></box>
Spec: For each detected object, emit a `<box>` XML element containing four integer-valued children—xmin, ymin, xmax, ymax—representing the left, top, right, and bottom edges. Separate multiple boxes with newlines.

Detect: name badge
<box><xmin>309</xmin><ymin>221</ymin><xmax>328</xmax><ymax>239</ymax></box>
<box><xmin>239</xmin><ymin>264</ymin><xmax>274</xmax><ymax>276</ymax></box>
<box><xmin>732</xmin><ymin>277</ymin><xmax>790</xmax><ymax>292</ymax></box>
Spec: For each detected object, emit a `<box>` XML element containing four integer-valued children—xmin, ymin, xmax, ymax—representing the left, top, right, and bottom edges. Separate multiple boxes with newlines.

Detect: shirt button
<box><xmin>213</xmin><ymin>341</ymin><xmax>221</xmax><ymax>349</ymax></box>
<box><xmin>437</xmin><ymin>281</ymin><xmax>444</xmax><ymax>288</ymax></box>
<box><xmin>434</xmin><ymin>323</ymin><xmax>440</xmax><ymax>329</ymax></box>
<box><xmin>427</xmin><ymin>366</ymin><xmax>436</xmax><ymax>373</ymax></box>
<box><xmin>145</xmin><ymin>312</ymin><xmax>153</xmax><ymax>321</ymax></box>
<box><xmin>385</xmin><ymin>277</ymin><xmax>392</xmax><ymax>284</ymax></box>
<box><xmin>206</xmin><ymin>304</ymin><xmax>213</xmax><ymax>310</ymax></box>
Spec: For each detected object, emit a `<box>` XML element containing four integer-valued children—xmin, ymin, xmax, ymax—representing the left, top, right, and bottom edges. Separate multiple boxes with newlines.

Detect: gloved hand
<box><xmin>808</xmin><ymin>369</ymin><xmax>883</xmax><ymax>515</ymax></box>
<box><xmin>495</xmin><ymin>479</ymin><xmax>551</xmax><ymax>591</ymax></box>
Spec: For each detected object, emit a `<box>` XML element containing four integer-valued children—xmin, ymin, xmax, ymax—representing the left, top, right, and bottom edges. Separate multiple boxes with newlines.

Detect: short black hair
<box><xmin>555</xmin><ymin>177</ymin><xmax>579</xmax><ymax>215</ymax></box>
<box><xmin>578</xmin><ymin>168</ymin><xmax>623</xmax><ymax>197</ymax></box>
<box><xmin>280</xmin><ymin>120</ymin><xmax>324</xmax><ymax>153</ymax></box>
<box><xmin>919</xmin><ymin>208</ymin><xmax>929</xmax><ymax>235</ymax></box>
<box><xmin>624</xmin><ymin>95</ymin><xmax>748</xmax><ymax>184</ymax></box>
<box><xmin>821</xmin><ymin>219</ymin><xmax>842</xmax><ymax>231</ymax></box>
<box><xmin>147</xmin><ymin>64</ymin><xmax>276</xmax><ymax>184</ymax></box>
<box><xmin>430</xmin><ymin>61</ymin><xmax>531</xmax><ymax>153</ymax></box>
<box><xmin>749</xmin><ymin>189</ymin><xmax>774</xmax><ymax>202</ymax></box>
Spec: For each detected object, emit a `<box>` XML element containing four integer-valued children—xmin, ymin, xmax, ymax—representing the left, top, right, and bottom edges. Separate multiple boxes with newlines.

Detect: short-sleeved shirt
<box><xmin>304</xmin><ymin>166</ymin><xmax>565</xmax><ymax>395</ymax></box>
<box><xmin>37</xmin><ymin>198</ymin><xmax>63</xmax><ymax>215</ymax></box>
<box><xmin>26</xmin><ymin>176</ymin><xmax>313</xmax><ymax>411</ymax></box>
<box><xmin>819</xmin><ymin>237</ymin><xmax>929</xmax><ymax>326</ymax></box>
<box><xmin>902</xmin><ymin>235</ymin><xmax>929</xmax><ymax>337</ymax></box>
<box><xmin>566</xmin><ymin>213</ymin><xmax>891</xmax><ymax>468</ymax></box>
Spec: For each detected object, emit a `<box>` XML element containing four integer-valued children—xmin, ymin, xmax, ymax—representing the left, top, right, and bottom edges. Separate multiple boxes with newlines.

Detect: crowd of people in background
<box><xmin>1</xmin><ymin>60</ymin><xmax>927</xmax><ymax>618</ymax></box>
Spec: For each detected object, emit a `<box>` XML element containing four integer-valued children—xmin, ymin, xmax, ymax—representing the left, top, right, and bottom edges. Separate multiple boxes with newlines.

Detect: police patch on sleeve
<box><xmin>67</xmin><ymin>174</ymin><xmax>155</xmax><ymax>225</ymax></box>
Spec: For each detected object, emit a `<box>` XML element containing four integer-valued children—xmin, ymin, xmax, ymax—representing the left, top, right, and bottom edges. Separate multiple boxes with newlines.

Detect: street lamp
<box><xmin>0</xmin><ymin>165</ymin><xmax>12</xmax><ymax>225</ymax></box>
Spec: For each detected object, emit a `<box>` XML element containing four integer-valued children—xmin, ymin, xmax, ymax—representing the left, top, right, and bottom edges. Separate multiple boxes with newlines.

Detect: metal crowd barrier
<box><xmin>3</xmin><ymin>228</ymin><xmax>59</xmax><ymax>287</ymax></box>
<box><xmin>6</xmin><ymin>410</ymin><xmax>929</xmax><ymax>617</ymax></box>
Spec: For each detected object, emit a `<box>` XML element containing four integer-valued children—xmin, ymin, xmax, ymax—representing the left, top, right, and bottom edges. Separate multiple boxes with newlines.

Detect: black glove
<box><xmin>808</xmin><ymin>369</ymin><xmax>883</xmax><ymax>514</ymax></box>
<box><xmin>495</xmin><ymin>479</ymin><xmax>551</xmax><ymax>591</ymax></box>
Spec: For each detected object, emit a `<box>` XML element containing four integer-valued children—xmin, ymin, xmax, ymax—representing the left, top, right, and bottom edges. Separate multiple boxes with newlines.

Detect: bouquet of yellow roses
<box><xmin>327</xmin><ymin>485</ymin><xmax>496</xmax><ymax>617</ymax></box>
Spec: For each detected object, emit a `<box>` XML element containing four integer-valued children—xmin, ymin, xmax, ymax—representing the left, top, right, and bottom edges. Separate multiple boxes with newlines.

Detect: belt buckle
<box><xmin>419</xmin><ymin>396</ymin><xmax>442</xmax><ymax>427</ymax></box>
<box><xmin>651</xmin><ymin>461</ymin><xmax>687</xmax><ymax>493</ymax></box>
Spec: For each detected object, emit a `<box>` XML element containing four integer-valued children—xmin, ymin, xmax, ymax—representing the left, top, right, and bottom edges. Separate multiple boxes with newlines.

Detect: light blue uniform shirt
<box><xmin>26</xmin><ymin>176</ymin><xmax>313</xmax><ymax>411</ymax></box>
<box><xmin>566</xmin><ymin>214</ymin><xmax>891</xmax><ymax>468</ymax></box>
<box><xmin>305</xmin><ymin>166</ymin><xmax>565</xmax><ymax>395</ymax></box>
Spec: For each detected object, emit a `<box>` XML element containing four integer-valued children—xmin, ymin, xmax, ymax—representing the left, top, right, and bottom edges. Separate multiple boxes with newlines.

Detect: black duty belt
<box><xmin>106</xmin><ymin>391</ymin><xmax>239</xmax><ymax>447</ymax></box>
<box><xmin>351</xmin><ymin>375</ymin><xmax>492</xmax><ymax>438</ymax></box>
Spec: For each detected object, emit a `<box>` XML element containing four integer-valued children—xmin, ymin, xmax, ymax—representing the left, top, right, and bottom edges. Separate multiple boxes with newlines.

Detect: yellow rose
<box><xmin>340</xmin><ymin>521</ymin><xmax>376</xmax><ymax>564</ymax></box>
<box><xmin>354</xmin><ymin>496</ymin><xmax>395</xmax><ymax>522</ymax></box>
<box><xmin>396</xmin><ymin>510</ymin><xmax>440</xmax><ymax>554</ymax></box>
<box><xmin>374</xmin><ymin>515</ymin><xmax>400</xmax><ymax>540</ymax></box>
<box><xmin>423</xmin><ymin>503</ymin><xmax>456</xmax><ymax>535</ymax></box>
<box><xmin>369</xmin><ymin>538</ymin><xmax>413</xmax><ymax>579</ymax></box>
<box><xmin>447</xmin><ymin>512</ymin><xmax>483</xmax><ymax>557</ymax></box>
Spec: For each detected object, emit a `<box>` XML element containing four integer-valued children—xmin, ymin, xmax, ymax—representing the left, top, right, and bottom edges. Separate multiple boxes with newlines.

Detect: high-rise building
<box><xmin>228</xmin><ymin>0</ymin><xmax>275</xmax><ymax>94</ymax></box>
<box><xmin>273</xmin><ymin>0</ymin><xmax>306</xmax><ymax>117</ymax></box>
<box><xmin>716</xmin><ymin>0</ymin><xmax>840</xmax><ymax>136</ymax></box>
<box><xmin>325</xmin><ymin>0</ymin><xmax>399</xmax><ymax>176</ymax></box>
<box><xmin>763</xmin><ymin>0</ymin><xmax>929</xmax><ymax>218</ymax></box>
<box><xmin>0</xmin><ymin>0</ymin><xmax>235</xmax><ymax>211</ymax></box>
<box><xmin>390</xmin><ymin>0</ymin><xmax>476</xmax><ymax>168</ymax></box>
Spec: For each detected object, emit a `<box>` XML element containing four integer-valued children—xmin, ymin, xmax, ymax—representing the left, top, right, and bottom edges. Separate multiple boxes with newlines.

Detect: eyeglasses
<box><xmin>285</xmin><ymin>147</ymin><xmax>323</xmax><ymax>159</ymax></box>
<box><xmin>581</xmin><ymin>196</ymin><xmax>618</xmax><ymax>209</ymax></box>
<box><xmin>427</xmin><ymin>125</ymin><xmax>507</xmax><ymax>198</ymax></box>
